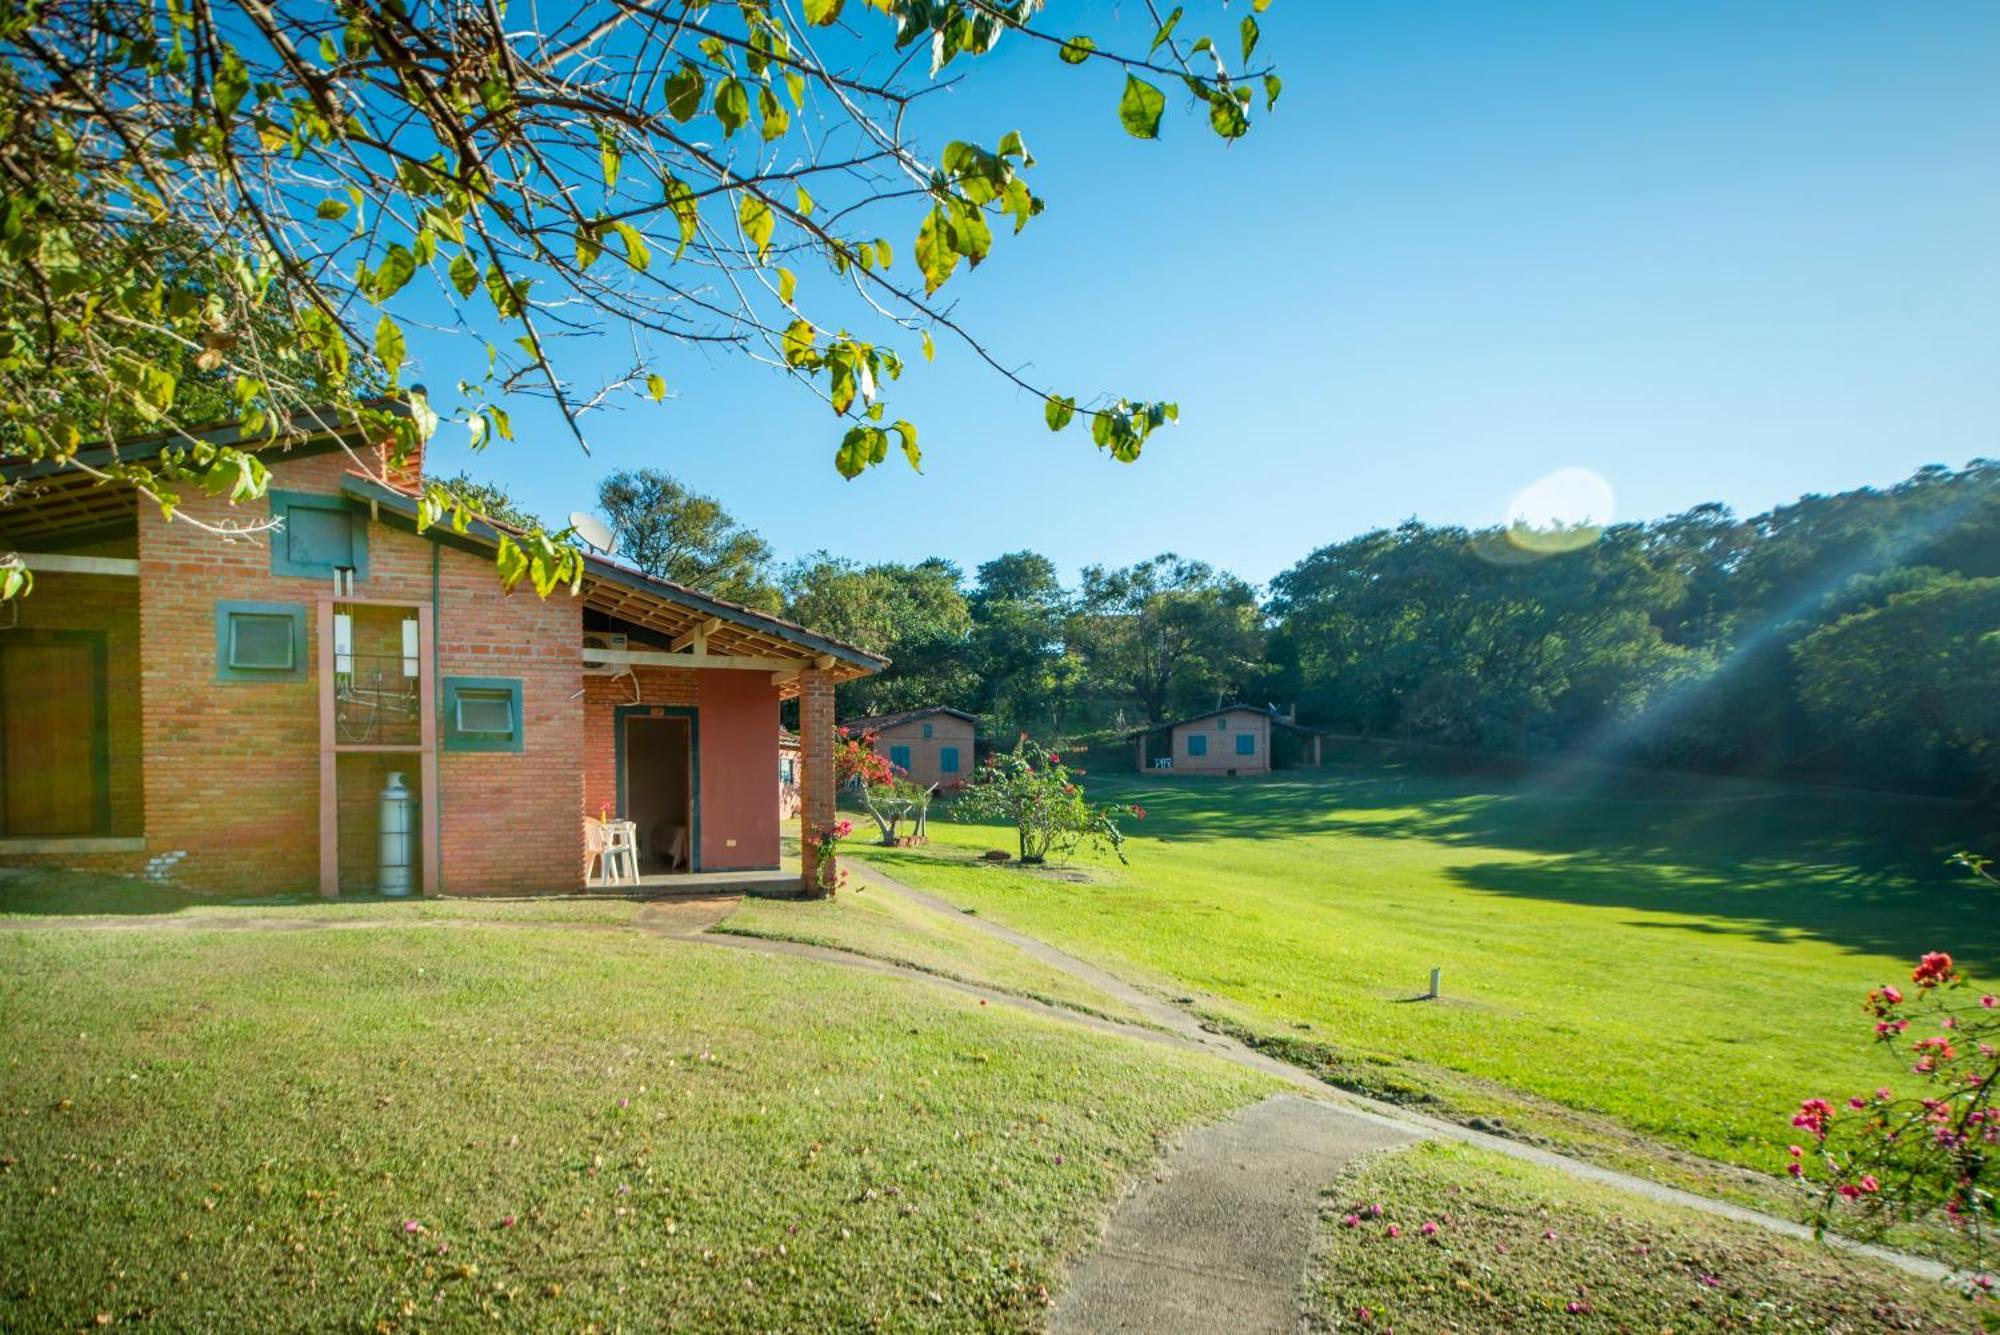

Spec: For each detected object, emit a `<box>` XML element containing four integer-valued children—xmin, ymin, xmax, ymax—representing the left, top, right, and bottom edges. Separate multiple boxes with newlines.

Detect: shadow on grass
<box><xmin>960</xmin><ymin>743</ymin><xmax>2000</xmax><ymax>973</ymax></box>
<box><xmin>0</xmin><ymin>867</ymin><xmax>283</xmax><ymax>917</ymax></box>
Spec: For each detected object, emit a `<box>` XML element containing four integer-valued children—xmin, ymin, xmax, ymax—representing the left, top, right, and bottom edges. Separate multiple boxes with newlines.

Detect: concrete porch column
<box><xmin>798</xmin><ymin>668</ymin><xmax>836</xmax><ymax>894</ymax></box>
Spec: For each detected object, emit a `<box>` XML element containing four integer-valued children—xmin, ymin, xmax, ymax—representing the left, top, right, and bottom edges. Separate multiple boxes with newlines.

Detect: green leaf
<box><xmin>739</xmin><ymin>194</ymin><xmax>774</xmax><ymax>260</ymax></box>
<box><xmin>213</xmin><ymin>48</ymin><xmax>251</xmax><ymax>120</ymax></box>
<box><xmin>1209</xmin><ymin>91</ymin><xmax>1249</xmax><ymax>139</ymax></box>
<box><xmin>1119</xmin><ymin>76</ymin><xmax>1165</xmax><ymax>140</ymax></box>
<box><xmin>372</xmin><ymin>244</ymin><xmax>416</xmax><ymax>301</ymax></box>
<box><xmin>1240</xmin><ymin>14</ymin><xmax>1260</xmax><ymax>62</ymax></box>
<box><xmin>598</xmin><ymin>125</ymin><xmax>622</xmax><ymax>189</ymax></box>
<box><xmin>449</xmin><ymin>252</ymin><xmax>479</xmax><ymax>297</ymax></box>
<box><xmin>646</xmin><ymin>372</ymin><xmax>667</xmax><ymax>402</ymax></box>
<box><xmin>828</xmin><ymin>356</ymin><xmax>856</xmax><ymax>416</ymax></box>
<box><xmin>609</xmin><ymin>221</ymin><xmax>652</xmax><ymax>271</ymax></box>
<box><xmin>803</xmin><ymin>0</ymin><xmax>843</xmax><ymax>24</ymax></box>
<box><xmin>1057</xmin><ymin>35</ymin><xmax>1096</xmax><ymax>64</ymax></box>
<box><xmin>757</xmin><ymin>84</ymin><xmax>790</xmax><ymax>140</ymax></box>
<box><xmin>1150</xmin><ymin>7</ymin><xmax>1183</xmax><ymax>53</ymax></box>
<box><xmin>576</xmin><ymin>225</ymin><xmax>602</xmax><ymax>271</ymax></box>
<box><xmin>914</xmin><ymin>207</ymin><xmax>959</xmax><ymax>295</ymax></box>
<box><xmin>375</xmin><ymin>315</ymin><xmax>406</xmax><ymax>383</ymax></box>
<box><xmin>797</xmin><ymin>185</ymin><xmax>816</xmax><ymax>218</ymax></box>
<box><xmin>776</xmin><ymin>267</ymin><xmax>797</xmax><ymax>304</ymax></box>
<box><xmin>713</xmin><ymin>78</ymin><xmax>750</xmax><ymax>135</ymax></box>
<box><xmin>664</xmin><ymin>176</ymin><xmax>700</xmax><ymax>259</ymax></box>
<box><xmin>664</xmin><ymin>63</ymin><xmax>705</xmax><ymax>122</ymax></box>
<box><xmin>920</xmin><ymin>330</ymin><xmax>935</xmax><ymax>363</ymax></box>
<box><xmin>892</xmin><ymin>420</ymin><xmax>920</xmax><ymax>471</ymax></box>
<box><xmin>128</xmin><ymin>362</ymin><xmax>177</xmax><ymax>422</ymax></box>
<box><xmin>1263</xmin><ymin>73</ymin><xmax>1283</xmax><ymax>111</ymax></box>
<box><xmin>1045</xmin><ymin>395</ymin><xmax>1075</xmax><ymax>432</ymax></box>
<box><xmin>315</xmin><ymin>197</ymin><xmax>351</xmax><ymax>221</ymax></box>
<box><xmin>782</xmin><ymin>318</ymin><xmax>817</xmax><ymax>368</ymax></box>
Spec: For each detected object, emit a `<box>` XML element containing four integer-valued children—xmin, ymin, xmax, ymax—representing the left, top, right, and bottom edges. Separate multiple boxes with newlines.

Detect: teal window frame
<box><xmin>1186</xmin><ymin>733</ymin><xmax>1207</xmax><ymax>757</ymax></box>
<box><xmin>939</xmin><ymin>745</ymin><xmax>960</xmax><ymax>774</ymax></box>
<box><xmin>1217</xmin><ymin>716</ymin><xmax>1228</xmax><ymax>729</ymax></box>
<box><xmin>269</xmin><ymin>488</ymin><xmax>368</xmax><ymax>580</ymax></box>
<box><xmin>889</xmin><ymin>744</ymin><xmax>912</xmax><ymax>771</ymax></box>
<box><xmin>215</xmin><ymin>600</ymin><xmax>308</xmax><ymax>682</ymax></box>
<box><xmin>1235</xmin><ymin>732</ymin><xmax>1256</xmax><ymax>756</ymax></box>
<box><xmin>442</xmin><ymin>676</ymin><xmax>524</xmax><ymax>753</ymax></box>
<box><xmin>921</xmin><ymin>722</ymin><xmax>934</xmax><ymax>738</ymax></box>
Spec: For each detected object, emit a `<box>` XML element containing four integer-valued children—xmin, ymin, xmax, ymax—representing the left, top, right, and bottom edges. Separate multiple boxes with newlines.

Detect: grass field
<box><xmin>1306</xmin><ymin>1140</ymin><xmax>1984</xmax><ymax>1331</ymax></box>
<box><xmin>718</xmin><ymin>881</ymin><xmax>1152</xmax><ymax>1026</ymax></box>
<box><xmin>0</xmin><ymin>898</ymin><xmax>1273</xmax><ymax>1330</ymax></box>
<box><xmin>852</xmin><ymin>745</ymin><xmax>1998</xmax><ymax>1197</ymax></box>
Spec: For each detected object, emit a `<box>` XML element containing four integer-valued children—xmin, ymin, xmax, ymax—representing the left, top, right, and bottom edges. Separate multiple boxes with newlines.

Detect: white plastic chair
<box><xmin>585</xmin><ymin>817</ymin><xmax>641</xmax><ymax>887</ymax></box>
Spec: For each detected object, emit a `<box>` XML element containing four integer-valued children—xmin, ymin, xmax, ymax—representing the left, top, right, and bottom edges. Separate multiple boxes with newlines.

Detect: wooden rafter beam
<box><xmin>582</xmin><ymin>645</ymin><xmax>801</xmax><ymax>673</ymax></box>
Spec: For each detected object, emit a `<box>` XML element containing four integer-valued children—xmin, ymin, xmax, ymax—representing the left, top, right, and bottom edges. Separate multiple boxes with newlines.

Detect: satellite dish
<box><xmin>569</xmin><ymin>512</ymin><xmax>616</xmax><ymax>556</ymax></box>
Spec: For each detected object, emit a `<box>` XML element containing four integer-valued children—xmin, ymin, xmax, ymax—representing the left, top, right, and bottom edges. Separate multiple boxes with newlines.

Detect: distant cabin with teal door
<box><xmin>847</xmin><ymin>706</ymin><xmax>978</xmax><ymax>789</ymax></box>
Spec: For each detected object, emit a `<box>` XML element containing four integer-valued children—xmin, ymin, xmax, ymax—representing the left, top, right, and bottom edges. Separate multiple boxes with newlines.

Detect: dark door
<box><xmin>0</xmin><ymin>637</ymin><xmax>106</xmax><ymax>836</ymax></box>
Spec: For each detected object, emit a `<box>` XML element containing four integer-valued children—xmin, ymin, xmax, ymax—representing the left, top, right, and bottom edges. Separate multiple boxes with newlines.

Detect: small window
<box><xmin>889</xmin><ymin>744</ymin><xmax>912</xmax><ymax>771</ymax></box>
<box><xmin>269</xmin><ymin>490</ymin><xmax>368</xmax><ymax>580</ymax></box>
<box><xmin>781</xmin><ymin>757</ymin><xmax>797</xmax><ymax>785</ymax></box>
<box><xmin>1217</xmin><ymin>716</ymin><xmax>1228</xmax><ymax>729</ymax></box>
<box><xmin>1187</xmin><ymin>733</ymin><xmax>1207</xmax><ymax>757</ymax></box>
<box><xmin>443</xmin><ymin>677</ymin><xmax>523</xmax><ymax>752</ymax></box>
<box><xmin>921</xmin><ymin>722</ymin><xmax>934</xmax><ymax>739</ymax></box>
<box><xmin>939</xmin><ymin>746</ymin><xmax>960</xmax><ymax>774</ymax></box>
<box><xmin>1235</xmin><ymin>732</ymin><xmax>1256</xmax><ymax>756</ymax></box>
<box><xmin>215</xmin><ymin>601</ymin><xmax>307</xmax><ymax>682</ymax></box>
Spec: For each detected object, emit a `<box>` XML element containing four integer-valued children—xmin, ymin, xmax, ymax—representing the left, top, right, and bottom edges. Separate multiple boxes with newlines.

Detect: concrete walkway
<box><xmin>836</xmin><ymin>860</ymin><xmax>1952</xmax><ymax>1288</ymax></box>
<box><xmin>1052</xmin><ymin>1095</ymin><xmax>1414</xmax><ymax>1334</ymax></box>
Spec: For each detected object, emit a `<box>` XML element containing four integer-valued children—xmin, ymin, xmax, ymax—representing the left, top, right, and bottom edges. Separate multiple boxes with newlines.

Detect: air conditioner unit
<box><xmin>582</xmin><ymin>631</ymin><xmax>629</xmax><ymax>675</ymax></box>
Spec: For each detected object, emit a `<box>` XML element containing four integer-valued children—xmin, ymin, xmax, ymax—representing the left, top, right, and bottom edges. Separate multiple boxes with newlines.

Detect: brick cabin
<box><xmin>846</xmin><ymin>706</ymin><xmax>977</xmax><ymax>790</ymax></box>
<box><xmin>1132</xmin><ymin>705</ymin><xmax>1325</xmax><ymax>776</ymax></box>
<box><xmin>0</xmin><ymin>416</ymin><xmax>883</xmax><ymax>896</ymax></box>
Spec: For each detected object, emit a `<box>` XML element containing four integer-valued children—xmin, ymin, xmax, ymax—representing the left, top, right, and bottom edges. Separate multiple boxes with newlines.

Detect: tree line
<box><xmin>546</xmin><ymin>462</ymin><xmax>1998</xmax><ymax>801</ymax></box>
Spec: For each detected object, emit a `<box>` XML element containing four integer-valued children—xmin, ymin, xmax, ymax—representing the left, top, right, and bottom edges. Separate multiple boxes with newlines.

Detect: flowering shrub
<box><xmin>805</xmin><ymin>819</ymin><xmax>852</xmax><ymax>898</ymax></box>
<box><xmin>952</xmin><ymin>734</ymin><xmax>1141</xmax><ymax>865</ymax></box>
<box><xmin>834</xmin><ymin>726</ymin><xmax>934</xmax><ymax>845</ymax></box>
<box><xmin>1794</xmin><ymin>925</ymin><xmax>1998</xmax><ymax>1287</ymax></box>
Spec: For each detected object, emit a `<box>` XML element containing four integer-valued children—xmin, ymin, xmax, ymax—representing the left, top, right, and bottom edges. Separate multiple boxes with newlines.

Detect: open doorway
<box><xmin>623</xmin><ymin>713</ymin><xmax>694</xmax><ymax>874</ymax></box>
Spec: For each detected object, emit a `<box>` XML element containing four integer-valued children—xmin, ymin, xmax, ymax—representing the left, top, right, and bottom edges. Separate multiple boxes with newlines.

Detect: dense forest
<box><xmin>571</xmin><ymin>463</ymin><xmax>1999</xmax><ymax>801</ymax></box>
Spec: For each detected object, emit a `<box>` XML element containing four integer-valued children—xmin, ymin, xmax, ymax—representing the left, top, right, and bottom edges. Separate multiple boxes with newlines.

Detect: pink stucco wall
<box><xmin>695</xmin><ymin>669</ymin><xmax>781</xmax><ymax>869</ymax></box>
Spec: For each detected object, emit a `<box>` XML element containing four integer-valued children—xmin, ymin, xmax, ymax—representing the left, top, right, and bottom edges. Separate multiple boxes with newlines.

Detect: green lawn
<box><xmin>718</xmin><ymin>881</ymin><xmax>1153</xmax><ymax>1026</ymax></box>
<box><xmin>1306</xmin><ymin>1140</ymin><xmax>1983</xmax><ymax>1331</ymax></box>
<box><xmin>0</xmin><ymin>900</ymin><xmax>1273</xmax><ymax>1330</ymax></box>
<box><xmin>852</xmin><ymin>746</ymin><xmax>1997</xmax><ymax>1196</ymax></box>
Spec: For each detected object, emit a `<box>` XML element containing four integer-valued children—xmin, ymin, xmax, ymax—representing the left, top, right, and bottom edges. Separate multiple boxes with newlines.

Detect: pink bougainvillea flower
<box><xmin>1341</xmin><ymin>1213</ymin><xmax>1361</xmax><ymax>1228</ymax></box>
<box><xmin>1860</xmin><ymin>1175</ymin><xmax>1879</xmax><ymax>1193</ymax></box>
<box><xmin>1882</xmin><ymin>985</ymin><xmax>1904</xmax><ymax>1005</ymax></box>
<box><xmin>1838</xmin><ymin>1183</ymin><xmax>1863</xmax><ymax>1199</ymax></box>
<box><xmin>1385</xmin><ymin>1223</ymin><xmax>1401</xmax><ymax>1238</ymax></box>
<box><xmin>1697</xmin><ymin>1273</ymin><xmax>1720</xmax><ymax>1288</ymax></box>
<box><xmin>1420</xmin><ymin>1221</ymin><xmax>1439</xmax><ymax>1237</ymax></box>
<box><xmin>1542</xmin><ymin>1230</ymin><xmax>1557</xmax><ymax>1241</ymax></box>
<box><xmin>1982</xmin><ymin>995</ymin><xmax>1997</xmax><ymax>1009</ymax></box>
<box><xmin>1912</xmin><ymin>952</ymin><xmax>1956</xmax><ymax>987</ymax></box>
<box><xmin>402</xmin><ymin>1220</ymin><xmax>422</xmax><ymax>1234</ymax></box>
<box><xmin>1367</xmin><ymin>1202</ymin><xmax>1385</xmax><ymax>1217</ymax></box>
<box><xmin>1792</xmin><ymin>1098</ymin><xmax>1835</xmax><ymax>1139</ymax></box>
<box><xmin>1566</xmin><ymin>1300</ymin><xmax>1592</xmax><ymax>1314</ymax></box>
<box><xmin>1788</xmin><ymin>1144</ymin><xmax>1804</xmax><ymax>1157</ymax></box>
<box><xmin>1787</xmin><ymin>1162</ymin><xmax>1804</xmax><ymax>1177</ymax></box>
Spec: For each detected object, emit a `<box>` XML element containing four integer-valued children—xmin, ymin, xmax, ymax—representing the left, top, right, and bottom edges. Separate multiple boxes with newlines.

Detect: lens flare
<box><xmin>1501</xmin><ymin>466</ymin><xmax>1615</xmax><ymax>556</ymax></box>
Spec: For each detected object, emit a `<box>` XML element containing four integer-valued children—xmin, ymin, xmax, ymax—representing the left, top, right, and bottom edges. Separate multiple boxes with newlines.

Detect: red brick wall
<box><xmin>137</xmin><ymin>449</ymin><xmax>584</xmax><ymax>896</ymax></box>
<box><xmin>798</xmin><ymin>670</ymin><xmax>836</xmax><ymax>894</ymax></box>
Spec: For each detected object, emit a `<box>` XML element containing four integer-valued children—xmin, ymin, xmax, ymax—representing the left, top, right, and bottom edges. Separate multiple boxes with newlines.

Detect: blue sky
<box><xmin>415</xmin><ymin>1</ymin><xmax>2000</xmax><ymax>588</ymax></box>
